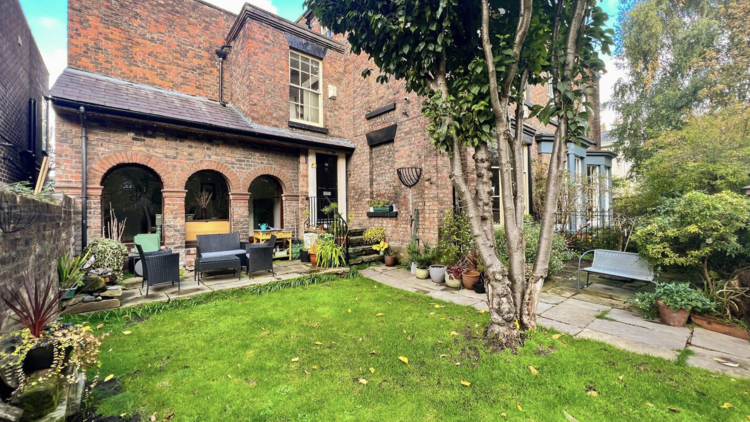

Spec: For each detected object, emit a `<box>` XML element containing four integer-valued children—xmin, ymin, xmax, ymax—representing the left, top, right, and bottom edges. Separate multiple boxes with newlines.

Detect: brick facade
<box><xmin>0</xmin><ymin>0</ymin><xmax>49</xmax><ymax>184</ymax></box>
<box><xmin>52</xmin><ymin>0</ymin><xmax>604</xmax><ymax>263</ymax></box>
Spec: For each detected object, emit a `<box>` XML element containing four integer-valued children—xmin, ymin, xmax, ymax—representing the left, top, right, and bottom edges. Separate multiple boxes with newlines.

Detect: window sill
<box><xmin>367</xmin><ymin>211</ymin><xmax>399</xmax><ymax>218</ymax></box>
<box><xmin>288</xmin><ymin>120</ymin><xmax>329</xmax><ymax>134</ymax></box>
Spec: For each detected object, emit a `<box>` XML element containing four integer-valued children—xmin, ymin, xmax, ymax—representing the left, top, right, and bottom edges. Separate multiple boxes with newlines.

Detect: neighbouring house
<box><xmin>601</xmin><ymin>130</ymin><xmax>632</xmax><ymax>179</ymax></box>
<box><xmin>0</xmin><ymin>0</ymin><xmax>50</xmax><ymax>184</ymax></box>
<box><xmin>48</xmin><ymin>0</ymin><xmax>615</xmax><ymax>265</ymax></box>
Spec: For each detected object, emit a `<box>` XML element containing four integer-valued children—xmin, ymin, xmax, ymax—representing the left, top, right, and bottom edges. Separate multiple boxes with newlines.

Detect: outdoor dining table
<box><xmin>252</xmin><ymin>229</ymin><xmax>293</xmax><ymax>260</ymax></box>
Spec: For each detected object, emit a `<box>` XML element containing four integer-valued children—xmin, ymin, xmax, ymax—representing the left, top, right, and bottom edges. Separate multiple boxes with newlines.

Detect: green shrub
<box><xmin>628</xmin><ymin>292</ymin><xmax>659</xmax><ymax>320</ymax></box>
<box><xmin>494</xmin><ymin>223</ymin><xmax>574</xmax><ymax>277</ymax></box>
<box><xmin>437</xmin><ymin>211</ymin><xmax>474</xmax><ymax>266</ymax></box>
<box><xmin>85</xmin><ymin>238</ymin><xmax>128</xmax><ymax>282</ymax></box>
<box><xmin>363</xmin><ymin>227</ymin><xmax>386</xmax><ymax>244</ymax></box>
<box><xmin>627</xmin><ymin>283</ymin><xmax>715</xmax><ymax>319</ymax></box>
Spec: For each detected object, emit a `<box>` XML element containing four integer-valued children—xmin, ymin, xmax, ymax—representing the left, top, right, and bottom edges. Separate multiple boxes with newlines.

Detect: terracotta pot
<box><xmin>309</xmin><ymin>253</ymin><xmax>317</xmax><ymax>268</ymax></box>
<box><xmin>462</xmin><ymin>271</ymin><xmax>481</xmax><ymax>290</ymax></box>
<box><xmin>429</xmin><ymin>265</ymin><xmax>446</xmax><ymax>283</ymax></box>
<box><xmin>656</xmin><ymin>300</ymin><xmax>690</xmax><ymax>327</ymax></box>
<box><xmin>691</xmin><ymin>314</ymin><xmax>750</xmax><ymax>340</ymax></box>
<box><xmin>415</xmin><ymin>268</ymin><xmax>430</xmax><ymax>279</ymax></box>
<box><xmin>384</xmin><ymin>255</ymin><xmax>397</xmax><ymax>267</ymax></box>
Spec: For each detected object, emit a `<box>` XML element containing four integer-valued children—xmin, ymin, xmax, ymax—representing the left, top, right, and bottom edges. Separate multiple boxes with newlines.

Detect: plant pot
<box><xmin>384</xmin><ymin>255</ymin><xmax>397</xmax><ymax>266</ymax></box>
<box><xmin>415</xmin><ymin>268</ymin><xmax>430</xmax><ymax>279</ymax></box>
<box><xmin>691</xmin><ymin>314</ymin><xmax>750</xmax><ymax>340</ymax></box>
<box><xmin>445</xmin><ymin>274</ymin><xmax>462</xmax><ymax>289</ymax></box>
<box><xmin>300</xmin><ymin>250</ymin><xmax>310</xmax><ymax>263</ymax></box>
<box><xmin>462</xmin><ymin>271</ymin><xmax>481</xmax><ymax>290</ymax></box>
<box><xmin>656</xmin><ymin>300</ymin><xmax>690</xmax><ymax>327</ymax></box>
<box><xmin>62</xmin><ymin>287</ymin><xmax>77</xmax><ymax>300</ymax></box>
<box><xmin>429</xmin><ymin>265</ymin><xmax>446</xmax><ymax>283</ymax></box>
<box><xmin>372</xmin><ymin>206</ymin><xmax>393</xmax><ymax>213</ymax></box>
<box><xmin>309</xmin><ymin>253</ymin><xmax>317</xmax><ymax>268</ymax></box>
<box><xmin>410</xmin><ymin>262</ymin><xmax>417</xmax><ymax>275</ymax></box>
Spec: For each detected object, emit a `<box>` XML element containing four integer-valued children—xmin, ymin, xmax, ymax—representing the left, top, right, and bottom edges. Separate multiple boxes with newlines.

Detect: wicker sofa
<box><xmin>195</xmin><ymin>232</ymin><xmax>276</xmax><ymax>279</ymax></box>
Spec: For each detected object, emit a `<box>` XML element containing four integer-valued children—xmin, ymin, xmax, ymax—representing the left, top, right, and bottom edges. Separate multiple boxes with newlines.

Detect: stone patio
<box><xmin>117</xmin><ymin>260</ymin><xmax>346</xmax><ymax>309</ymax></box>
<box><xmin>360</xmin><ymin>264</ymin><xmax>750</xmax><ymax>379</ymax></box>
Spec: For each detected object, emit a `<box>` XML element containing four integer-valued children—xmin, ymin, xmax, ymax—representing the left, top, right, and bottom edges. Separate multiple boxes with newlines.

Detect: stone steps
<box><xmin>349</xmin><ymin>254</ymin><xmax>384</xmax><ymax>265</ymax></box>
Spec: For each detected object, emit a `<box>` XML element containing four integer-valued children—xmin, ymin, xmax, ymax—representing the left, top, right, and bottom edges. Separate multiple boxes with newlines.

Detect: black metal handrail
<box><xmin>306</xmin><ymin>196</ymin><xmax>349</xmax><ymax>265</ymax></box>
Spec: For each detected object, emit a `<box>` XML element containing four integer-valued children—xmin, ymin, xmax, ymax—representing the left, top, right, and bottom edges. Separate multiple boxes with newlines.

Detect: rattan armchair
<box><xmin>246</xmin><ymin>235</ymin><xmax>276</xmax><ymax>277</ymax></box>
<box><xmin>136</xmin><ymin>244</ymin><xmax>181</xmax><ymax>296</ymax></box>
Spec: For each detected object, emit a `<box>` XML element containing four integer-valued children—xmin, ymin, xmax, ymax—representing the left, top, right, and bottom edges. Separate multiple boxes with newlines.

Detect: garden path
<box><xmin>360</xmin><ymin>265</ymin><xmax>750</xmax><ymax>379</ymax></box>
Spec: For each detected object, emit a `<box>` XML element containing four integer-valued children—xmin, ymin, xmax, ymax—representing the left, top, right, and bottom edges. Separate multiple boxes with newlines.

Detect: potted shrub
<box><xmin>445</xmin><ymin>264</ymin><xmax>464</xmax><ymax>288</ymax></box>
<box><xmin>309</xmin><ymin>243</ymin><xmax>318</xmax><ymax>268</ymax></box>
<box><xmin>429</xmin><ymin>246</ymin><xmax>446</xmax><ymax>283</ymax></box>
<box><xmin>370</xmin><ymin>195</ymin><xmax>394</xmax><ymax>213</ymax></box>
<box><xmin>57</xmin><ymin>250</ymin><xmax>92</xmax><ymax>299</ymax></box>
<box><xmin>414</xmin><ymin>243</ymin><xmax>433</xmax><ymax>280</ymax></box>
<box><xmin>317</xmin><ymin>238</ymin><xmax>346</xmax><ymax>269</ymax></box>
<box><xmin>384</xmin><ymin>246</ymin><xmax>397</xmax><ymax>267</ymax></box>
<box><xmin>406</xmin><ymin>240</ymin><xmax>420</xmax><ymax>275</ymax></box>
<box><xmin>628</xmin><ymin>283</ymin><xmax>714</xmax><ymax>327</ymax></box>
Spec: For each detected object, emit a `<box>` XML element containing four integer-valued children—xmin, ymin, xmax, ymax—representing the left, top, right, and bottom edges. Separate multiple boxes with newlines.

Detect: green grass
<box><xmin>79</xmin><ymin>277</ymin><xmax>750</xmax><ymax>421</ymax></box>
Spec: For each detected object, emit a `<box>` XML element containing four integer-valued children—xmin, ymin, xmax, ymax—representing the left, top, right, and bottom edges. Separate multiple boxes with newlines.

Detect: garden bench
<box><xmin>577</xmin><ymin>249</ymin><xmax>654</xmax><ymax>289</ymax></box>
<box><xmin>195</xmin><ymin>232</ymin><xmax>249</xmax><ymax>280</ymax></box>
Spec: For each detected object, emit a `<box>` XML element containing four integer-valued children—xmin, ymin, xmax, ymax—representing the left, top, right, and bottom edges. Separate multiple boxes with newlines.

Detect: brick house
<box><xmin>49</xmin><ymin>0</ymin><xmax>612</xmax><ymax>264</ymax></box>
<box><xmin>0</xmin><ymin>0</ymin><xmax>50</xmax><ymax>184</ymax></box>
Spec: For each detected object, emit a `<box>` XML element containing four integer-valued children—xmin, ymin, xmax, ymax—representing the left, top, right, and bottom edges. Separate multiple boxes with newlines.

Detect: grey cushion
<box><xmin>201</xmin><ymin>249</ymin><xmax>247</xmax><ymax>258</ymax></box>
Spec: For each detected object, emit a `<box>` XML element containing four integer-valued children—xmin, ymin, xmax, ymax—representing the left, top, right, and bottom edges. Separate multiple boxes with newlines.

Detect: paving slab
<box><xmin>576</xmin><ymin>328</ymin><xmax>679</xmax><ymax>360</ymax></box>
<box><xmin>537</xmin><ymin>317</ymin><xmax>583</xmax><ymax>336</ymax></box>
<box><xmin>539</xmin><ymin>292</ymin><xmax>565</xmax><ymax>304</ymax></box>
<box><xmin>685</xmin><ymin>345</ymin><xmax>750</xmax><ymax>379</ymax></box>
<box><xmin>537</xmin><ymin>301</ymin><xmax>554</xmax><ymax>314</ymax></box>
<box><xmin>582</xmin><ymin>282</ymin><xmax>637</xmax><ymax>299</ymax></box>
<box><xmin>455</xmin><ymin>288</ymin><xmax>486</xmax><ymax>300</ymax></box>
<box><xmin>427</xmin><ymin>290</ymin><xmax>482</xmax><ymax>307</ymax></box>
<box><xmin>545</xmin><ymin>286</ymin><xmax>579</xmax><ymax>298</ymax></box>
<box><xmin>574</xmin><ymin>292</ymin><xmax>629</xmax><ymax>309</ymax></box>
<box><xmin>542</xmin><ymin>298</ymin><xmax>610</xmax><ymax>328</ymax></box>
<box><xmin>472</xmin><ymin>301</ymin><xmax>489</xmax><ymax>311</ymax></box>
<box><xmin>604</xmin><ymin>308</ymin><xmax>691</xmax><ymax>337</ymax></box>
<box><xmin>690</xmin><ymin>327</ymin><xmax>750</xmax><ymax>359</ymax></box>
<box><xmin>585</xmin><ymin>318</ymin><xmax>689</xmax><ymax>351</ymax></box>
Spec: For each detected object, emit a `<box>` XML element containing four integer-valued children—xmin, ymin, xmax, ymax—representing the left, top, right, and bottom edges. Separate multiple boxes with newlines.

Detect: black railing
<box><xmin>306</xmin><ymin>196</ymin><xmax>349</xmax><ymax>265</ymax></box>
<box><xmin>555</xmin><ymin>210</ymin><xmax>618</xmax><ymax>251</ymax></box>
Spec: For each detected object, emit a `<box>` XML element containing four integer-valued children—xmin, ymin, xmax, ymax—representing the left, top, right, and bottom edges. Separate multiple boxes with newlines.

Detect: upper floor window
<box><xmin>547</xmin><ymin>82</ymin><xmax>554</xmax><ymax>100</ymax></box>
<box><xmin>289</xmin><ymin>51</ymin><xmax>323</xmax><ymax>126</ymax></box>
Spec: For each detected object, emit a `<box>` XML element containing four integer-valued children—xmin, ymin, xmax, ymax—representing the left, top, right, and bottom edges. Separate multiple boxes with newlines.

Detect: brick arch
<box><xmin>242</xmin><ymin>166</ymin><xmax>294</xmax><ymax>193</ymax></box>
<box><xmin>174</xmin><ymin>160</ymin><xmax>242</xmax><ymax>192</ymax></box>
<box><xmin>90</xmin><ymin>152</ymin><xmax>169</xmax><ymax>187</ymax></box>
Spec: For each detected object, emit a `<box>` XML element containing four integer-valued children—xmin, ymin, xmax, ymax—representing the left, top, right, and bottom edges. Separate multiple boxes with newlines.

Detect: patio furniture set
<box><xmin>134</xmin><ymin>232</ymin><xmax>277</xmax><ymax>296</ymax></box>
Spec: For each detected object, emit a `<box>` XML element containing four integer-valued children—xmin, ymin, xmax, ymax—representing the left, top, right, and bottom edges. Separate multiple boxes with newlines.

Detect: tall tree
<box><xmin>610</xmin><ymin>0</ymin><xmax>750</xmax><ymax>173</ymax></box>
<box><xmin>306</xmin><ymin>0</ymin><xmax>611</xmax><ymax>346</ymax></box>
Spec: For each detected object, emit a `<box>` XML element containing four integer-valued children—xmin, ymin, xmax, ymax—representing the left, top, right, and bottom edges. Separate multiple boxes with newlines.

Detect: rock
<box><xmin>15</xmin><ymin>369</ymin><xmax>61</xmax><ymax>420</ymax></box>
<box><xmin>62</xmin><ymin>299</ymin><xmax>120</xmax><ymax>315</ymax></box>
<box><xmin>82</xmin><ymin>295</ymin><xmax>96</xmax><ymax>303</ymax></box>
<box><xmin>95</xmin><ymin>296</ymin><xmax>102</xmax><ymax>301</ymax></box>
<box><xmin>80</xmin><ymin>277</ymin><xmax>106</xmax><ymax>294</ymax></box>
<box><xmin>0</xmin><ymin>401</ymin><xmax>23</xmax><ymax>422</ymax></box>
<box><xmin>100</xmin><ymin>286</ymin><xmax>123</xmax><ymax>298</ymax></box>
<box><xmin>63</xmin><ymin>295</ymin><xmax>84</xmax><ymax>307</ymax></box>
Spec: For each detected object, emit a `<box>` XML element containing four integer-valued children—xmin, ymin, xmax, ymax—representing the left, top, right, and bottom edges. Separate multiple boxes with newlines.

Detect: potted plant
<box><xmin>384</xmin><ymin>244</ymin><xmax>397</xmax><ymax>267</ymax></box>
<box><xmin>429</xmin><ymin>246</ymin><xmax>446</xmax><ymax>283</ymax></box>
<box><xmin>628</xmin><ymin>283</ymin><xmax>714</xmax><ymax>327</ymax></box>
<box><xmin>57</xmin><ymin>250</ymin><xmax>92</xmax><ymax>299</ymax></box>
<box><xmin>370</xmin><ymin>195</ymin><xmax>394</xmax><ymax>213</ymax></box>
<box><xmin>462</xmin><ymin>269</ymin><xmax>481</xmax><ymax>290</ymax></box>
<box><xmin>363</xmin><ymin>227</ymin><xmax>386</xmax><ymax>245</ymax></box>
<box><xmin>414</xmin><ymin>243</ymin><xmax>433</xmax><ymax>280</ymax></box>
<box><xmin>309</xmin><ymin>242</ymin><xmax>318</xmax><ymax>268</ymax></box>
<box><xmin>445</xmin><ymin>264</ymin><xmax>464</xmax><ymax>288</ymax></box>
<box><xmin>406</xmin><ymin>240</ymin><xmax>420</xmax><ymax>275</ymax></box>
<box><xmin>317</xmin><ymin>238</ymin><xmax>346</xmax><ymax>269</ymax></box>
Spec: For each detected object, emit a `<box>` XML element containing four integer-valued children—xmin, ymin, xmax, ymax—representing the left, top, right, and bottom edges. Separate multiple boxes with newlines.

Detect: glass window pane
<box><xmin>301</xmin><ymin>61</ymin><xmax>310</xmax><ymax>73</ymax></box>
<box><xmin>310</xmin><ymin>75</ymin><xmax>320</xmax><ymax>92</ymax></box>
<box><xmin>311</xmin><ymin>61</ymin><xmax>320</xmax><ymax>75</ymax></box>
<box><xmin>300</xmin><ymin>71</ymin><xmax>310</xmax><ymax>88</ymax></box>
<box><xmin>308</xmin><ymin>107</ymin><xmax>319</xmax><ymax>123</ymax></box>
<box><xmin>290</xmin><ymin>51</ymin><xmax>299</xmax><ymax>62</ymax></box>
<box><xmin>290</xmin><ymin>102</ymin><xmax>298</xmax><ymax>120</ymax></box>
<box><xmin>290</xmin><ymin>69</ymin><xmax>300</xmax><ymax>86</ymax></box>
<box><xmin>309</xmin><ymin>92</ymin><xmax>320</xmax><ymax>108</ymax></box>
<box><xmin>290</xmin><ymin>86</ymin><xmax>301</xmax><ymax>103</ymax></box>
<box><xmin>290</xmin><ymin>56</ymin><xmax>299</xmax><ymax>70</ymax></box>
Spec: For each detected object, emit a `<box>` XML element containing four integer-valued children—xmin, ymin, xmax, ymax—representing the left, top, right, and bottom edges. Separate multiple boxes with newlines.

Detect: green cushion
<box><xmin>134</xmin><ymin>234</ymin><xmax>160</xmax><ymax>253</ymax></box>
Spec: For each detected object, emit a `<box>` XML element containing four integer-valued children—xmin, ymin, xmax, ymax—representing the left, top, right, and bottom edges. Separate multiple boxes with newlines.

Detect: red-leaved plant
<box><xmin>2</xmin><ymin>273</ymin><xmax>60</xmax><ymax>338</ymax></box>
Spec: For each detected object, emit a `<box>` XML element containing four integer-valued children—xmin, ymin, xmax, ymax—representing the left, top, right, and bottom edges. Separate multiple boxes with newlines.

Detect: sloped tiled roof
<box><xmin>49</xmin><ymin>69</ymin><xmax>354</xmax><ymax>151</ymax></box>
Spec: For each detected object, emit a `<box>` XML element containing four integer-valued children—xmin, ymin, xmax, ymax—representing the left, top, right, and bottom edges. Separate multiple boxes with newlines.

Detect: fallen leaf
<box><xmin>398</xmin><ymin>356</ymin><xmax>409</xmax><ymax>365</ymax></box>
<box><xmin>434</xmin><ymin>305</ymin><xmax>441</xmax><ymax>308</ymax></box>
<box><xmin>348</xmin><ymin>309</ymin><xmax>352</xmax><ymax>313</ymax></box>
<box><xmin>123</xmin><ymin>331</ymin><xmax>132</xmax><ymax>335</ymax></box>
<box><xmin>516</xmin><ymin>401</ymin><xmax>523</xmax><ymax>411</ymax></box>
<box><xmin>369</xmin><ymin>367</ymin><xmax>375</xmax><ymax>374</ymax></box>
<box><xmin>104</xmin><ymin>374</ymin><xmax>114</xmax><ymax>382</ymax></box>
<box><xmin>375</xmin><ymin>313</ymin><xmax>384</xmax><ymax>317</ymax></box>
<box><xmin>528</xmin><ymin>366</ymin><xmax>539</xmax><ymax>376</ymax></box>
<box><xmin>618</xmin><ymin>375</ymin><xmax>623</xmax><ymax>381</ymax></box>
<box><xmin>449</xmin><ymin>331</ymin><xmax>459</xmax><ymax>336</ymax></box>
<box><xmin>439</xmin><ymin>354</ymin><xmax>448</xmax><ymax>358</ymax></box>
<box><xmin>720</xmin><ymin>403</ymin><xmax>734</xmax><ymax>409</ymax></box>
<box><xmin>358</xmin><ymin>378</ymin><xmax>368</xmax><ymax>385</ymax></box>
<box><xmin>370</xmin><ymin>351</ymin><xmax>378</xmax><ymax>355</ymax></box>
<box><xmin>552</xmin><ymin>334</ymin><xmax>561</xmax><ymax>340</ymax></box>
<box><xmin>668</xmin><ymin>408</ymin><xmax>680</xmax><ymax>413</ymax></box>
<box><xmin>97</xmin><ymin>323</ymin><xmax>104</xmax><ymax>329</ymax></box>
<box><xmin>164</xmin><ymin>413</ymin><xmax>175</xmax><ymax>420</ymax></box>
<box><xmin>315</xmin><ymin>342</ymin><xmax>323</xmax><ymax>345</ymax></box>
<box><xmin>150</xmin><ymin>413</ymin><xmax>157</xmax><ymax>422</ymax></box>
<box><xmin>563</xmin><ymin>411</ymin><xmax>579</xmax><ymax>422</ymax></box>
<box><xmin>741</xmin><ymin>392</ymin><xmax>749</xmax><ymax>395</ymax></box>
<box><xmin>461</xmin><ymin>380</ymin><xmax>471</xmax><ymax>387</ymax></box>
<box><xmin>304</xmin><ymin>370</ymin><xmax>310</xmax><ymax>375</ymax></box>
<box><xmin>479</xmin><ymin>310</ymin><xmax>487</xmax><ymax>314</ymax></box>
<box><xmin>646</xmin><ymin>403</ymin><xmax>653</xmax><ymax>408</ymax></box>
<box><xmin>291</xmin><ymin>357</ymin><xmax>299</xmax><ymax>362</ymax></box>
<box><xmin>227</xmin><ymin>374</ymin><xmax>232</xmax><ymax>379</ymax></box>
<box><xmin>261</xmin><ymin>327</ymin><xmax>266</xmax><ymax>331</ymax></box>
<box><xmin>312</xmin><ymin>365</ymin><xmax>319</xmax><ymax>370</ymax></box>
<box><xmin>501</xmin><ymin>413</ymin><xmax>507</xmax><ymax>418</ymax></box>
<box><xmin>586</xmin><ymin>391</ymin><xmax>599</xmax><ymax>397</ymax></box>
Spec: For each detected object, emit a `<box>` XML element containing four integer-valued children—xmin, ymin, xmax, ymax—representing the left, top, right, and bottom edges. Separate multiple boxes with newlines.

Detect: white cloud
<box><xmin>43</xmin><ymin>48</ymin><xmax>68</xmax><ymax>87</ymax></box>
<box><xmin>203</xmin><ymin>0</ymin><xmax>278</xmax><ymax>14</ymax></box>
<box><xmin>599</xmin><ymin>57</ymin><xmax>629</xmax><ymax>129</ymax></box>
<box><xmin>37</xmin><ymin>16</ymin><xmax>63</xmax><ymax>30</ymax></box>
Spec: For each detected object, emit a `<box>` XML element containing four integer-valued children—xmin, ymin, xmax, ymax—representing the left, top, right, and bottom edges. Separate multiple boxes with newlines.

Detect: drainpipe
<box><xmin>215</xmin><ymin>45</ymin><xmax>232</xmax><ymax>106</ymax></box>
<box><xmin>79</xmin><ymin>106</ymin><xmax>88</xmax><ymax>249</ymax></box>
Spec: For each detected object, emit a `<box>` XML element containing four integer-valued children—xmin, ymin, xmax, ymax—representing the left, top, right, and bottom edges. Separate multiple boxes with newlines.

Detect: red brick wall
<box><xmin>67</xmin><ymin>0</ymin><xmax>235</xmax><ymax>100</ymax></box>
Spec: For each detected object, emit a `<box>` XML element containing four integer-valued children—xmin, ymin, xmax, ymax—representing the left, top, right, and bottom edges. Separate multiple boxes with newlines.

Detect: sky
<box><xmin>19</xmin><ymin>0</ymin><xmax>623</xmax><ymax>129</ymax></box>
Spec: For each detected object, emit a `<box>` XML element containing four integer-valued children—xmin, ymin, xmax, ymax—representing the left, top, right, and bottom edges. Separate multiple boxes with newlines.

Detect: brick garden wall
<box><xmin>0</xmin><ymin>0</ymin><xmax>49</xmax><ymax>183</ymax></box>
<box><xmin>0</xmin><ymin>194</ymin><xmax>75</xmax><ymax>334</ymax></box>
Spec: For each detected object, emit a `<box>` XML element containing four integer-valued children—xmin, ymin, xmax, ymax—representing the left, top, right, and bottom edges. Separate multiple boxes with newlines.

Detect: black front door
<box><xmin>316</xmin><ymin>153</ymin><xmax>338</xmax><ymax>218</ymax></box>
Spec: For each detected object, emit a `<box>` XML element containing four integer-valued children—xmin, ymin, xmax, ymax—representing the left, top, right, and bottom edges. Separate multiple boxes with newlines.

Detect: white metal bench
<box><xmin>577</xmin><ymin>249</ymin><xmax>654</xmax><ymax>289</ymax></box>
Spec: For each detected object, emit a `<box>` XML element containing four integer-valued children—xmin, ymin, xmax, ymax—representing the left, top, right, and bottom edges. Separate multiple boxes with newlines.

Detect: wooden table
<box><xmin>252</xmin><ymin>230</ymin><xmax>293</xmax><ymax>260</ymax></box>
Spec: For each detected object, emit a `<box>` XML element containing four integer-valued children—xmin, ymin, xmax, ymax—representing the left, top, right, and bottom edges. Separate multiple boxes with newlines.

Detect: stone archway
<box><xmin>241</xmin><ymin>166</ymin><xmax>294</xmax><ymax>193</ymax></box>
<box><xmin>90</xmin><ymin>152</ymin><xmax>170</xmax><ymax>188</ymax></box>
<box><xmin>173</xmin><ymin>160</ymin><xmax>241</xmax><ymax>192</ymax></box>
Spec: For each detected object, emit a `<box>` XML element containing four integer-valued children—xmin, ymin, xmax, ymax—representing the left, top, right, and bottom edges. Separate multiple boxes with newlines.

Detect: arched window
<box><xmin>249</xmin><ymin>176</ymin><xmax>283</xmax><ymax>230</ymax></box>
<box><xmin>185</xmin><ymin>170</ymin><xmax>230</xmax><ymax>221</ymax></box>
<box><xmin>102</xmin><ymin>165</ymin><xmax>163</xmax><ymax>243</ymax></box>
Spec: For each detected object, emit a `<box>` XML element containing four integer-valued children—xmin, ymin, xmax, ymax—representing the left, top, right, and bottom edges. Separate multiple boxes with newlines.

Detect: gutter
<box><xmin>48</xmin><ymin>98</ymin><xmax>355</xmax><ymax>153</ymax></box>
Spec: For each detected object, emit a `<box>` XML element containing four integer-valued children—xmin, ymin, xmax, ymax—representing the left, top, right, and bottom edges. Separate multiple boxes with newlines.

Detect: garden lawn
<box><xmin>79</xmin><ymin>277</ymin><xmax>750</xmax><ymax>421</ymax></box>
